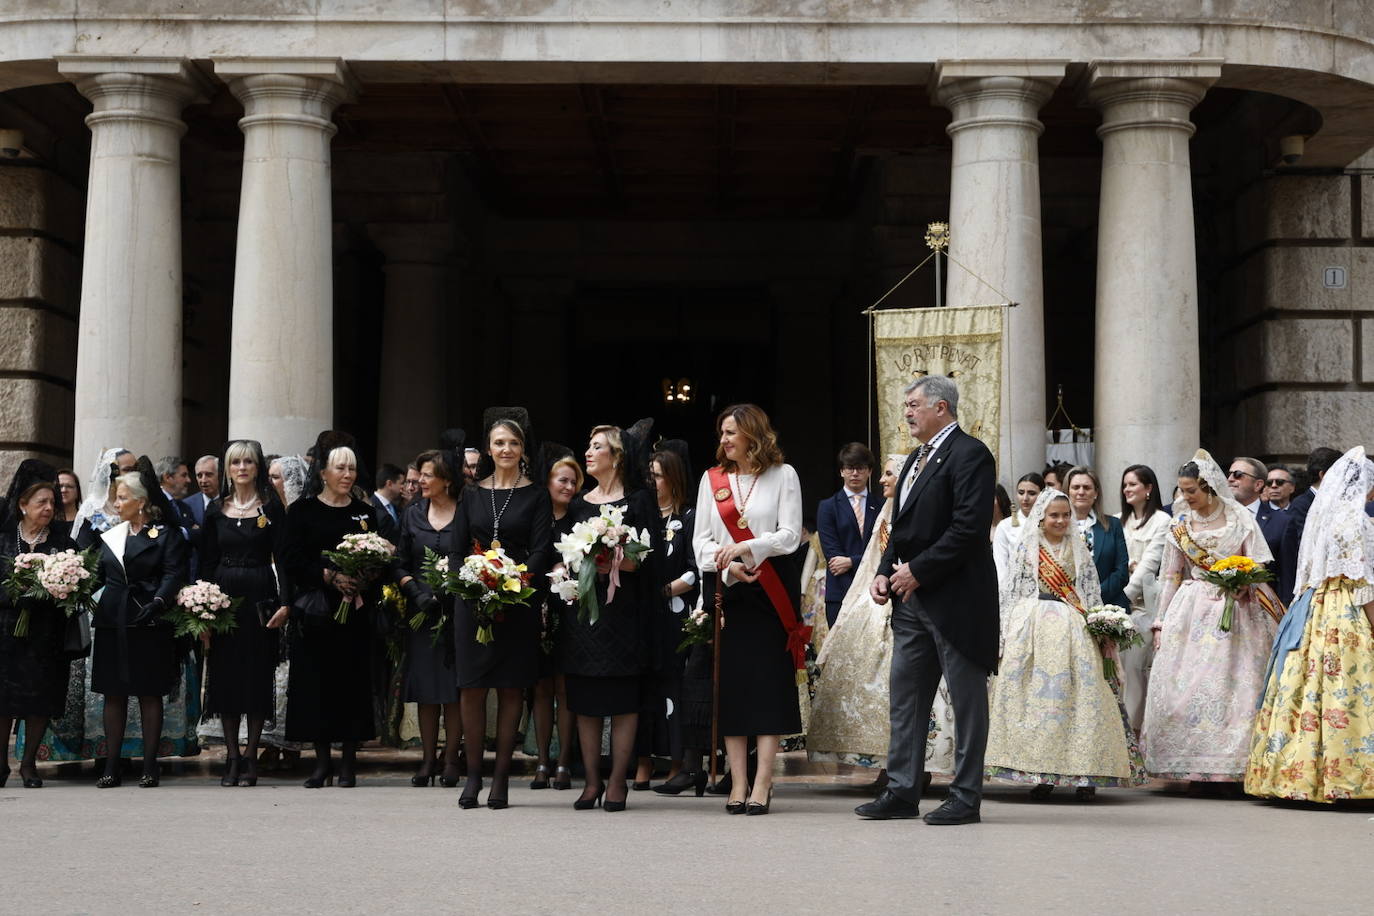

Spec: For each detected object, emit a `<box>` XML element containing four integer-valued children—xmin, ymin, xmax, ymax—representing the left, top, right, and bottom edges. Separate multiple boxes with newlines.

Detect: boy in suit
<box><xmin>816</xmin><ymin>443</ymin><xmax>882</xmax><ymax>627</ymax></box>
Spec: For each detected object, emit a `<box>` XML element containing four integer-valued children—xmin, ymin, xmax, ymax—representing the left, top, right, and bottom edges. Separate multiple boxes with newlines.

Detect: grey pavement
<box><xmin>2</xmin><ymin>754</ymin><xmax>1370</xmax><ymax>915</ymax></box>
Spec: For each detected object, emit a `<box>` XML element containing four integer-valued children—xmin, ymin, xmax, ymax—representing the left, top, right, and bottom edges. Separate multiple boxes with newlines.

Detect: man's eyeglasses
<box><xmin>1227</xmin><ymin>470</ymin><xmax>1261</xmax><ymax>481</ymax></box>
<box><xmin>1266</xmin><ymin>478</ymin><xmax>1292</xmax><ymax>488</ymax></box>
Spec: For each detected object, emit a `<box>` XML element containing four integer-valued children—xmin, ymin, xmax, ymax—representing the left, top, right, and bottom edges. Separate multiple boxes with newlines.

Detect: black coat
<box><xmin>1279</xmin><ymin>487</ymin><xmax>1316</xmax><ymax>605</ymax></box>
<box><xmin>878</xmin><ymin>426</ymin><xmax>999</xmax><ymax>673</ymax></box>
<box><xmin>92</xmin><ymin>522</ymin><xmax>188</xmax><ymax>629</ymax></box>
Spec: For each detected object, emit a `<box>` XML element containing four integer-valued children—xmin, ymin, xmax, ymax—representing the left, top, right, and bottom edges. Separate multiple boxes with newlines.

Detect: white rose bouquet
<box><xmin>4</xmin><ymin>548</ymin><xmax>99</xmax><ymax>637</ymax></box>
<box><xmin>321</xmin><ymin>532</ymin><xmax>396</xmax><ymax>623</ymax></box>
<box><xmin>166</xmin><ymin>580</ymin><xmax>240</xmax><ymax>639</ymax></box>
<box><xmin>548</xmin><ymin>503</ymin><xmax>653</xmax><ymax>625</ymax></box>
<box><xmin>1083</xmin><ymin>604</ymin><xmax>1143</xmax><ymax>683</ymax></box>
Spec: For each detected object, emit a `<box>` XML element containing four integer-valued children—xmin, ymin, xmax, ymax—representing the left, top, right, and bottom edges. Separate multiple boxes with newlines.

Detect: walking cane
<box><xmin>709</xmin><ymin>577</ymin><xmax>723</xmax><ymax>788</ymax></box>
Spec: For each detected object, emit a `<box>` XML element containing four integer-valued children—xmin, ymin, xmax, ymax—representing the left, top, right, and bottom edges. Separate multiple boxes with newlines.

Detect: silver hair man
<box><xmin>904</xmin><ymin>375</ymin><xmax>960</xmax><ymax>419</ymax></box>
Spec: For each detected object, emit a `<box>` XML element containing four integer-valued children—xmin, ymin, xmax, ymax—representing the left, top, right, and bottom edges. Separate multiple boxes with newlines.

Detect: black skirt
<box><xmin>204</xmin><ymin>564</ymin><xmax>280</xmax><ymax>717</ymax></box>
<box><xmin>403</xmin><ymin>623</ymin><xmax>458</xmax><ymax>704</ymax></box>
<box><xmin>0</xmin><ymin>604</ymin><xmax>70</xmax><ymax>717</ymax></box>
<box><xmin>453</xmin><ymin>597</ymin><xmax>539</xmax><ymax>689</ymax></box>
<box><xmin>285</xmin><ymin>608</ymin><xmax>377</xmax><ymax>743</ymax></box>
<box><xmin>717</xmin><ymin>581</ymin><xmax>801</xmax><ymax>736</ymax></box>
<box><xmin>91</xmin><ymin>626</ymin><xmax>179</xmax><ymax>697</ymax></box>
<box><xmin>565</xmin><ymin>673</ymin><xmax>642</xmax><ymax>717</ymax></box>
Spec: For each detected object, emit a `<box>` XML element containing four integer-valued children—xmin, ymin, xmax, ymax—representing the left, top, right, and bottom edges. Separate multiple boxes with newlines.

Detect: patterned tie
<box><xmin>900</xmin><ymin>445</ymin><xmax>928</xmax><ymax>507</ymax></box>
<box><xmin>852</xmin><ymin>493</ymin><xmax>865</xmax><ymax>535</ymax></box>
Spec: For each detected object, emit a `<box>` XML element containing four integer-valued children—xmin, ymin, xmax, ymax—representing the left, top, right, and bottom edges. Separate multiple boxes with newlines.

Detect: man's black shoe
<box><xmin>855</xmin><ymin>789</ymin><xmax>921</xmax><ymax>820</ymax></box>
<box><xmin>923</xmin><ymin>797</ymin><xmax>981</xmax><ymax>825</ymax></box>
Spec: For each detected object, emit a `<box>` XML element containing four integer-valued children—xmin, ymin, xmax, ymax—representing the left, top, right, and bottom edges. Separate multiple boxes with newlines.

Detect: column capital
<box><xmin>932</xmin><ymin>62</ymin><xmax>1064</xmax><ymax>136</ymax></box>
<box><xmin>216</xmin><ymin>59</ymin><xmax>357</xmax><ymax>130</ymax></box>
<box><xmin>1085</xmin><ymin>60</ymin><xmax>1222</xmax><ymax>137</ymax></box>
<box><xmin>366</xmin><ymin>222</ymin><xmax>456</xmax><ymax>265</ymax></box>
<box><xmin>57</xmin><ymin>57</ymin><xmax>212</xmax><ymax>127</ymax></box>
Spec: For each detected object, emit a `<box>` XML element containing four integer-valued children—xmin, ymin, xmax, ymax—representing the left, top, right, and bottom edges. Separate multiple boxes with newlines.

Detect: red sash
<box><xmin>707</xmin><ymin>465</ymin><xmax>811</xmax><ymax>680</ymax></box>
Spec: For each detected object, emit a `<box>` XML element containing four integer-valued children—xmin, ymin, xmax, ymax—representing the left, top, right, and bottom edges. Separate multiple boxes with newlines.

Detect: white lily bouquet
<box><xmin>547</xmin><ymin>503</ymin><xmax>653</xmax><ymax>625</ymax></box>
<box><xmin>1083</xmin><ymin>604</ymin><xmax>1144</xmax><ymax>682</ymax></box>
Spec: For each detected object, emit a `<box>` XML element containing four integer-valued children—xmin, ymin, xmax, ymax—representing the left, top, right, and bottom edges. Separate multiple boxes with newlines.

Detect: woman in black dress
<box><xmin>529</xmin><ymin>453</ymin><xmax>581</xmax><ymax>791</ymax></box>
<box><xmin>559</xmin><ymin>422</ymin><xmax>663</xmax><ymax>812</ymax></box>
<box><xmin>394</xmin><ymin>439</ymin><xmax>464</xmax><ymax>788</ymax></box>
<box><xmin>644</xmin><ymin>444</ymin><xmax>704</xmax><ymax>795</ymax></box>
<box><xmin>0</xmin><ymin>464</ymin><xmax>77</xmax><ymax>788</ymax></box>
<box><xmin>691</xmin><ymin>405</ymin><xmax>804</xmax><ymax>815</ymax></box>
<box><xmin>201</xmin><ymin>439</ymin><xmax>288</xmax><ymax>787</ymax></box>
<box><xmin>284</xmin><ymin>440</ymin><xmax>386</xmax><ymax>788</ymax></box>
<box><xmin>451</xmin><ymin>409</ymin><xmax>552</xmax><ymax>809</ymax></box>
<box><xmin>91</xmin><ymin>461</ymin><xmax>189</xmax><ymax>788</ymax></box>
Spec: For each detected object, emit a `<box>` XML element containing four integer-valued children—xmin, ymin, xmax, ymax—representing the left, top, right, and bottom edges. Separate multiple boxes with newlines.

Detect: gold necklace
<box><xmin>733</xmin><ymin>470</ymin><xmax>761</xmax><ymax>530</ymax></box>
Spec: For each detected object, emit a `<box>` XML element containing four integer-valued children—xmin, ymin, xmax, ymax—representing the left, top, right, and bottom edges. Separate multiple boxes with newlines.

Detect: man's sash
<box><xmin>707</xmin><ymin>465</ymin><xmax>811</xmax><ymax>681</ymax></box>
<box><xmin>1170</xmin><ymin>520</ymin><xmax>1286</xmax><ymax>623</ymax></box>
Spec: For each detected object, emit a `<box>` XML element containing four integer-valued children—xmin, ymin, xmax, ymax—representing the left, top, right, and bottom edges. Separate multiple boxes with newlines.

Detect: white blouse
<box><xmin>1121</xmin><ymin>509</ymin><xmax>1171</xmax><ymax>608</ymax></box>
<box><xmin>692</xmin><ymin>463</ymin><xmax>803</xmax><ymax>586</ymax></box>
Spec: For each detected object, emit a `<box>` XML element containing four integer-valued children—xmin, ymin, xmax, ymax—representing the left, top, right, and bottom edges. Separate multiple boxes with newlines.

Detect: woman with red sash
<box><xmin>691</xmin><ymin>404</ymin><xmax>806</xmax><ymax>815</ymax></box>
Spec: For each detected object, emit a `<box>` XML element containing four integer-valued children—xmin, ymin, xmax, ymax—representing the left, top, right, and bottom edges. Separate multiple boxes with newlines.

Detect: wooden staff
<box><xmin>709</xmin><ymin>576</ymin><xmax>723</xmax><ymax>788</ymax></box>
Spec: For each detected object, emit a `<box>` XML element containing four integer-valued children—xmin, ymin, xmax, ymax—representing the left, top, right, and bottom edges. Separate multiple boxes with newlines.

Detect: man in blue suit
<box><xmin>816</xmin><ymin>442</ymin><xmax>883</xmax><ymax>627</ymax></box>
<box><xmin>1279</xmin><ymin>447</ymin><xmax>1342</xmax><ymax>604</ymax></box>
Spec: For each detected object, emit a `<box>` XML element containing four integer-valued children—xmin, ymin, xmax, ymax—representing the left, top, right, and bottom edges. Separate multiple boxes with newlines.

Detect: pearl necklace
<box><xmin>1193</xmin><ymin>501</ymin><xmax>1224</xmax><ymax>525</ymax></box>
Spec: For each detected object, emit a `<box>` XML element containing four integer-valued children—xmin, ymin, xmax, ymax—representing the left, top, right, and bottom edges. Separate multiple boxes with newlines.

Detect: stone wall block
<box><xmin>1255</xmin><ymin>318</ymin><xmax>1355</xmax><ymax>384</ymax></box>
<box><xmin>0</xmin><ymin>236</ymin><xmax>80</xmax><ymax>311</ymax></box>
<box><xmin>1362</xmin><ymin>175</ymin><xmax>1374</xmax><ymax>239</ymax></box>
<box><xmin>0</xmin><ymin>306</ymin><xmax>77</xmax><ymax>376</ymax></box>
<box><xmin>1362</xmin><ymin>319</ymin><xmax>1374</xmax><ymax>383</ymax></box>
<box><xmin>1252</xmin><ymin>390</ymin><xmax>1374</xmax><ymax>455</ymax></box>
<box><xmin>1237</xmin><ymin>175</ymin><xmax>1350</xmax><ymax>250</ymax></box>
<box><xmin>1262</xmin><ymin>246</ymin><xmax>1373</xmax><ymax>311</ymax></box>
<box><xmin>0</xmin><ymin>378</ymin><xmax>74</xmax><ymax>448</ymax></box>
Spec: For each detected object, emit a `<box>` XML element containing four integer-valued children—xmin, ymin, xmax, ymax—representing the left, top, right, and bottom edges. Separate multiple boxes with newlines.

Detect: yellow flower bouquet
<box><xmin>1200</xmin><ymin>554</ymin><xmax>1273</xmax><ymax>632</ymax></box>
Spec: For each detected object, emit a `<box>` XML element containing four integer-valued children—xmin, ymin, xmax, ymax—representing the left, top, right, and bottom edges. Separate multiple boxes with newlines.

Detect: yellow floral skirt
<box><xmin>1245</xmin><ymin>578</ymin><xmax>1374</xmax><ymax>802</ymax></box>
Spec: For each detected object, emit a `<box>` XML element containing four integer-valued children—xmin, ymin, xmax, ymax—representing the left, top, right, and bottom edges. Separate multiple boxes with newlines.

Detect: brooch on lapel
<box><xmin>148</xmin><ymin>526</ymin><xmax>160</xmax><ymax>539</ymax></box>
<box><xmin>257</xmin><ymin>514</ymin><xmax>268</xmax><ymax>529</ymax></box>
<box><xmin>360</xmin><ymin>519</ymin><xmax>369</xmax><ymax>531</ymax></box>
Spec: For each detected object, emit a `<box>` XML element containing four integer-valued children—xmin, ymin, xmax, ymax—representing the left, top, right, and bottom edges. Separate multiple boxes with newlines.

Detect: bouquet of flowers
<box><xmin>321</xmin><ymin>532</ymin><xmax>396</xmax><ymax>623</ymax></box>
<box><xmin>412</xmin><ymin>548</ymin><xmax>456</xmax><ymax>647</ymax></box>
<box><xmin>675</xmin><ymin>606</ymin><xmax>713</xmax><ymax>654</ymax></box>
<box><xmin>4</xmin><ymin>548</ymin><xmax>99</xmax><ymax>637</ymax></box>
<box><xmin>1083</xmin><ymin>604</ymin><xmax>1144</xmax><ymax>682</ymax></box>
<box><xmin>431</xmin><ymin>543</ymin><xmax>534</xmax><ymax>645</ymax></box>
<box><xmin>549</xmin><ymin>504</ymin><xmax>653</xmax><ymax>625</ymax></box>
<box><xmin>378</xmin><ymin>583</ymin><xmax>408</xmax><ymax>665</ymax></box>
<box><xmin>165</xmin><ymin>580</ymin><xmax>240</xmax><ymax>639</ymax></box>
<box><xmin>1200</xmin><ymin>554</ymin><xmax>1273</xmax><ymax>632</ymax></box>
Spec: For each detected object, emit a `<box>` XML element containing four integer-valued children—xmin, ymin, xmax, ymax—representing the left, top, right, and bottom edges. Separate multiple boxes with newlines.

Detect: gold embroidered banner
<box><xmin>873</xmin><ymin>305</ymin><xmax>1005</xmax><ymax>462</ymax></box>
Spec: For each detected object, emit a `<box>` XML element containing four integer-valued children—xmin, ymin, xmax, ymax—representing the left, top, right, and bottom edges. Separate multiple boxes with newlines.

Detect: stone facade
<box><xmin>1</xmin><ymin>3</ymin><xmax>1373</xmax><ymax>496</ymax></box>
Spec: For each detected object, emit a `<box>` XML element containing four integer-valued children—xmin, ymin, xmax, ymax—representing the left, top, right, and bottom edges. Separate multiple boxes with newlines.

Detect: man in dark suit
<box><xmin>1279</xmin><ymin>446</ymin><xmax>1342</xmax><ymax>604</ymax></box>
<box><xmin>856</xmin><ymin>375</ymin><xmax>997</xmax><ymax>826</ymax></box>
<box><xmin>816</xmin><ymin>442</ymin><xmax>883</xmax><ymax>627</ymax></box>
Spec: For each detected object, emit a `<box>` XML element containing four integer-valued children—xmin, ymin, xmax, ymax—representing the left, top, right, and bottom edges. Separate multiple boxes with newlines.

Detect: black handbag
<box><xmin>61</xmin><ymin>610</ymin><xmax>91</xmax><ymax>660</ymax></box>
<box><xmin>291</xmin><ymin>590</ymin><xmax>330</xmax><ymax>619</ymax></box>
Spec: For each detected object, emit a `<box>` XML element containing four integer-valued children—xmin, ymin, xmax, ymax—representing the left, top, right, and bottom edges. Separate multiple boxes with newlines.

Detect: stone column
<box><xmin>57</xmin><ymin>57</ymin><xmax>208</xmax><ymax>469</ymax></box>
<box><xmin>367</xmin><ymin>223</ymin><xmax>452</xmax><ymax>466</ymax></box>
<box><xmin>215</xmin><ymin>59</ymin><xmax>355</xmax><ymax>456</ymax></box>
<box><xmin>1087</xmin><ymin>61</ymin><xmax>1220</xmax><ymax>488</ymax></box>
<box><xmin>502</xmin><ymin>278</ymin><xmax>576</xmax><ymax>446</ymax></box>
<box><xmin>934</xmin><ymin>61</ymin><xmax>1063</xmax><ymax>481</ymax></box>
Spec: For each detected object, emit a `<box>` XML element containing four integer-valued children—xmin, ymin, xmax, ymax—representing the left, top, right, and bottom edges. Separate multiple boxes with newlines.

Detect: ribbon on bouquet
<box><xmin>707</xmin><ymin>466</ymin><xmax>811</xmax><ymax>683</ymax></box>
<box><xmin>606</xmin><ymin>543</ymin><xmax>625</xmax><ymax>605</ymax></box>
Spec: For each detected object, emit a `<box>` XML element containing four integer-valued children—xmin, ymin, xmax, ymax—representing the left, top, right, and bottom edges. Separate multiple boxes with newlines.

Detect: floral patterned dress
<box><xmin>1140</xmin><ymin>512</ymin><xmax>1277</xmax><ymax>780</ymax></box>
<box><xmin>985</xmin><ymin>535</ymin><xmax>1146</xmax><ymax>787</ymax></box>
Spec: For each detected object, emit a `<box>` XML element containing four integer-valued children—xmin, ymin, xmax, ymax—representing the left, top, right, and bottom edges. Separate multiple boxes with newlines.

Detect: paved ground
<box><xmin>2</xmin><ymin>748</ymin><xmax>1371</xmax><ymax>914</ymax></box>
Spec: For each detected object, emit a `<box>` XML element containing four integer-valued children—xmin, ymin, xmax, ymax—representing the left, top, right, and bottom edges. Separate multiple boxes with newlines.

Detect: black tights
<box><xmin>416</xmin><ymin>702</ymin><xmax>463</xmax><ymax>776</ymax></box>
<box><xmin>101</xmin><ymin>695</ymin><xmax>163</xmax><ymax>777</ymax></box>
<box><xmin>221</xmin><ymin>713</ymin><xmax>266</xmax><ymax>766</ymax></box>
<box><xmin>576</xmin><ymin>712</ymin><xmax>638</xmax><ymax>805</ymax></box>
<box><xmin>461</xmin><ymin>687</ymin><xmax>521</xmax><ymax>798</ymax></box>
<box><xmin>532</xmin><ymin>675</ymin><xmax>573</xmax><ymax>771</ymax></box>
<box><xmin>0</xmin><ymin>716</ymin><xmax>48</xmax><ymax>776</ymax></box>
<box><xmin>309</xmin><ymin>740</ymin><xmax>357</xmax><ymax>780</ymax></box>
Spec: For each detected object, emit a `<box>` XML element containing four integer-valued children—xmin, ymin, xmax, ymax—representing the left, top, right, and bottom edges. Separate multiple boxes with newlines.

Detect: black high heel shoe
<box><xmin>221</xmin><ymin>758</ymin><xmax>241</xmax><ymax>787</ymax></box>
<box><xmin>458</xmin><ymin>779</ymin><xmax>483</xmax><ymax>809</ymax></box>
<box><xmin>530</xmin><ymin>764</ymin><xmax>550</xmax><ymax>790</ymax></box>
<box><xmin>411</xmin><ymin>770</ymin><xmax>436</xmax><ymax>787</ymax></box>
<box><xmin>653</xmin><ymin>770</ymin><xmax>707</xmax><ymax>797</ymax></box>
<box><xmin>440</xmin><ymin>763</ymin><xmax>462</xmax><ymax>788</ymax></box>
<box><xmin>303</xmin><ymin>766</ymin><xmax>334</xmax><ymax>789</ymax></box>
<box><xmin>604</xmin><ymin>783</ymin><xmax>628</xmax><ymax>813</ymax></box>
<box><xmin>573</xmin><ymin>786</ymin><xmax>604</xmax><ymax>810</ymax></box>
<box><xmin>631</xmin><ymin>780</ymin><xmax>651</xmax><ymax>791</ymax></box>
<box><xmin>95</xmin><ymin>773</ymin><xmax>122</xmax><ymax>789</ymax></box>
<box><xmin>746</xmin><ymin>785</ymin><xmax>774</xmax><ymax>816</ymax></box>
<box><xmin>726</xmin><ymin>785</ymin><xmax>751</xmax><ymax>815</ymax></box>
<box><xmin>138</xmin><ymin>763</ymin><xmax>161</xmax><ymax>788</ymax></box>
<box><xmin>336</xmin><ymin>769</ymin><xmax>357</xmax><ymax>789</ymax></box>
<box><xmin>551</xmin><ymin>766</ymin><xmax>572</xmax><ymax>790</ymax></box>
<box><xmin>19</xmin><ymin>766</ymin><xmax>42</xmax><ymax>789</ymax></box>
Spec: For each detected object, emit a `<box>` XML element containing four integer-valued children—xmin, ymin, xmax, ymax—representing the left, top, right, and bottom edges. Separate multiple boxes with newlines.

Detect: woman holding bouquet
<box><xmin>90</xmin><ymin>465</ymin><xmax>188</xmax><ymax>788</ymax></box>
<box><xmin>284</xmin><ymin>436</ymin><xmax>386</xmax><ymax>788</ymax></box>
<box><xmin>0</xmin><ymin>465</ymin><xmax>78</xmax><ymax>788</ymax></box>
<box><xmin>1246</xmin><ymin>447</ymin><xmax>1374</xmax><ymax>802</ymax></box>
<box><xmin>558</xmin><ymin>421</ymin><xmax>662</xmax><ymax>812</ymax></box>
<box><xmin>985</xmin><ymin>489</ymin><xmax>1146</xmax><ymax>800</ymax></box>
<box><xmin>451</xmin><ymin>409</ymin><xmax>552</xmax><ymax>809</ymax></box>
<box><xmin>1140</xmin><ymin>449</ymin><xmax>1280</xmax><ymax>788</ymax></box>
<box><xmin>394</xmin><ymin>437</ymin><xmax>465</xmax><ymax>789</ymax></box>
<box><xmin>691</xmin><ymin>404</ymin><xmax>805</xmax><ymax>815</ymax></box>
<box><xmin>200</xmin><ymin>439</ymin><xmax>289</xmax><ymax>787</ymax></box>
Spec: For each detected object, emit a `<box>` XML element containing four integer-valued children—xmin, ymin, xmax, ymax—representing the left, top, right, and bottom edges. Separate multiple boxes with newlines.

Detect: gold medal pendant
<box><xmin>256</xmin><ymin>514</ymin><xmax>268</xmax><ymax>529</ymax></box>
<box><xmin>148</xmin><ymin>526</ymin><xmax>160</xmax><ymax>539</ymax></box>
<box><xmin>490</xmin><ymin>539</ymin><xmax>502</xmax><ymax>550</ymax></box>
<box><xmin>360</xmin><ymin>519</ymin><xmax>369</xmax><ymax>531</ymax></box>
<box><xmin>714</xmin><ymin>487</ymin><xmax>730</xmax><ymax>502</ymax></box>
<box><xmin>737</xmin><ymin>516</ymin><xmax>749</xmax><ymax>530</ymax></box>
